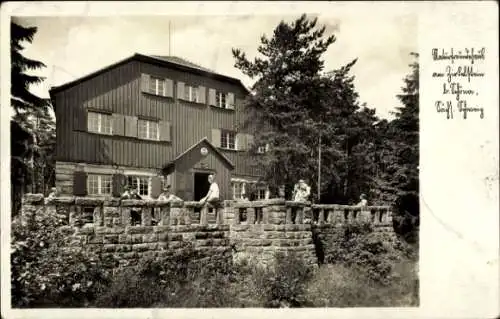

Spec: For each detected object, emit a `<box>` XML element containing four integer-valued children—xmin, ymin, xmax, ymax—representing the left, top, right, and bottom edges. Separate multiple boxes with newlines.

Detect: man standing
<box><xmin>199</xmin><ymin>174</ymin><xmax>220</xmax><ymax>206</ymax></box>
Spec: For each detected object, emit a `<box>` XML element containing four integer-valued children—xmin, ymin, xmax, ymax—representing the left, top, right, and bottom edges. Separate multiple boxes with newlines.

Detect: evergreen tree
<box><xmin>11</xmin><ymin>21</ymin><xmax>54</xmax><ymax>213</ymax></box>
<box><xmin>234</xmin><ymin>14</ymin><xmax>362</xmax><ymax>201</ymax></box>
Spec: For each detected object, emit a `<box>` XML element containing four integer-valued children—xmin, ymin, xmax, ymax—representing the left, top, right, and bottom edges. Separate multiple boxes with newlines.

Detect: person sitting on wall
<box><xmin>158</xmin><ymin>185</ymin><xmax>182</xmax><ymax>202</ymax></box>
<box><xmin>47</xmin><ymin>187</ymin><xmax>59</xmax><ymax>199</ymax></box>
<box><xmin>356</xmin><ymin>193</ymin><xmax>368</xmax><ymax>207</ymax></box>
<box><xmin>121</xmin><ymin>186</ymin><xmax>142</xmax><ymax>200</ymax></box>
<box><xmin>199</xmin><ymin>174</ymin><xmax>221</xmax><ymax>208</ymax></box>
<box><xmin>293</xmin><ymin>179</ymin><xmax>311</xmax><ymax>202</ymax></box>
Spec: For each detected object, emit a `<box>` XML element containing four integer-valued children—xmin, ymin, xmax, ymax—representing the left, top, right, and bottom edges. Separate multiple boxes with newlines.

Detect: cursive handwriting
<box><xmin>432</xmin><ymin>47</ymin><xmax>486</xmax><ymax>64</ymax></box>
<box><xmin>433</xmin><ymin>47</ymin><xmax>486</xmax><ymax>120</ymax></box>
<box><xmin>435</xmin><ymin>100</ymin><xmax>484</xmax><ymax>120</ymax></box>
<box><xmin>445</xmin><ymin>65</ymin><xmax>485</xmax><ymax>83</ymax></box>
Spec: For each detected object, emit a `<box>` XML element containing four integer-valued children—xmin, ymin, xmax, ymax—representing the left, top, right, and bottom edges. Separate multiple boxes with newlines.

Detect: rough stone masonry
<box><xmin>20</xmin><ymin>194</ymin><xmax>394</xmax><ymax>269</ymax></box>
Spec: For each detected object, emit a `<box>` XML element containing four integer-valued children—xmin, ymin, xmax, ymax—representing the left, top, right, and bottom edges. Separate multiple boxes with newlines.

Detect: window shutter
<box><xmin>226</xmin><ymin>93</ymin><xmax>235</xmax><ymax>109</ymax></box>
<box><xmin>75</xmin><ymin>108</ymin><xmax>88</xmax><ymax>131</ymax></box>
<box><xmin>165</xmin><ymin>78</ymin><xmax>174</xmax><ymax>97</ymax></box>
<box><xmin>141</xmin><ymin>74</ymin><xmax>150</xmax><ymax>93</ymax></box>
<box><xmin>150</xmin><ymin>176</ymin><xmax>162</xmax><ymax>199</ymax></box>
<box><xmin>112</xmin><ymin>173</ymin><xmax>126</xmax><ymax>197</ymax></box>
<box><xmin>177</xmin><ymin>82</ymin><xmax>185</xmax><ymax>100</ymax></box>
<box><xmin>112</xmin><ymin>114</ymin><xmax>125</xmax><ymax>136</ymax></box>
<box><xmin>236</xmin><ymin>133</ymin><xmax>246</xmax><ymax>151</ymax></box>
<box><xmin>73</xmin><ymin>171</ymin><xmax>87</xmax><ymax>196</ymax></box>
<box><xmin>211</xmin><ymin>128</ymin><xmax>221</xmax><ymax>147</ymax></box>
<box><xmin>198</xmin><ymin>86</ymin><xmax>206</xmax><ymax>104</ymax></box>
<box><xmin>159</xmin><ymin>120</ymin><xmax>171</xmax><ymax>142</ymax></box>
<box><xmin>208</xmin><ymin>88</ymin><xmax>216</xmax><ymax>106</ymax></box>
<box><xmin>124</xmin><ymin>115</ymin><xmax>138</xmax><ymax>137</ymax></box>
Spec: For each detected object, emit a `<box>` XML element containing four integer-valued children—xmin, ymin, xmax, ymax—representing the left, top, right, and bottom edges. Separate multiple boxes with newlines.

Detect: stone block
<box><xmin>75</xmin><ymin>197</ymin><xmax>104</xmax><ymax>206</ymax></box>
<box><xmin>87</xmin><ymin>234</ymin><xmax>104</xmax><ymax>244</ymax></box>
<box><xmin>132</xmin><ymin>243</ymin><xmax>156</xmax><ymax>252</ymax></box>
<box><xmin>131</xmin><ymin>234</ymin><xmax>143</xmax><ymax>244</ymax></box>
<box><xmin>95</xmin><ymin>226</ymin><xmax>125</xmax><ymax>235</ymax></box>
<box><xmin>126</xmin><ymin>226</ymin><xmax>154</xmax><ymax>234</ymax></box>
<box><xmin>121</xmin><ymin>199</ymin><xmax>146</xmax><ymax>207</ymax></box>
<box><xmin>23</xmin><ymin>193</ymin><xmax>44</xmax><ymax>204</ymax></box>
<box><xmin>142</xmin><ymin>233</ymin><xmax>158</xmax><ymax>243</ymax></box>
<box><xmin>119</xmin><ymin>234</ymin><xmax>131</xmax><ymax>244</ymax></box>
<box><xmin>153</xmin><ymin>225</ymin><xmax>171</xmax><ymax>233</ymax></box>
<box><xmin>76</xmin><ymin>224</ymin><xmax>95</xmax><ymax>235</ymax></box>
<box><xmin>103</xmin><ymin>234</ymin><xmax>119</xmax><ymax>244</ymax></box>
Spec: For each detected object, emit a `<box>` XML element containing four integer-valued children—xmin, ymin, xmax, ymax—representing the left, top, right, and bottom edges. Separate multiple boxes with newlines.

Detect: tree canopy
<box><xmin>11</xmin><ymin>21</ymin><xmax>56</xmax><ymax>214</ymax></box>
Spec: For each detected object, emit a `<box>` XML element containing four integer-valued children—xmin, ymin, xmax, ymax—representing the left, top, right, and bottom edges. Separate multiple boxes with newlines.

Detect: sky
<box><xmin>15</xmin><ymin>13</ymin><xmax>417</xmax><ymax>119</ymax></box>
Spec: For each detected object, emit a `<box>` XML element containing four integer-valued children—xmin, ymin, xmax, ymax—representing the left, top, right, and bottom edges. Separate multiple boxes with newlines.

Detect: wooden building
<box><xmin>50</xmin><ymin>53</ymin><xmax>266</xmax><ymax>201</ymax></box>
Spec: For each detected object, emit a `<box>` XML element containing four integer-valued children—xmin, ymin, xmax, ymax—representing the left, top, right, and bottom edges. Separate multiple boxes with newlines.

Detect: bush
<box><xmin>236</xmin><ymin>252</ymin><xmax>315</xmax><ymax>308</ymax></box>
<box><xmin>307</xmin><ymin>261</ymin><xmax>418</xmax><ymax>307</ymax></box>
<box><xmin>92</xmin><ymin>244</ymin><xmax>236</xmax><ymax>308</ymax></box>
<box><xmin>327</xmin><ymin>221</ymin><xmax>415</xmax><ymax>285</ymax></box>
<box><xmin>11</xmin><ymin>209</ymin><xmax>116</xmax><ymax>308</ymax></box>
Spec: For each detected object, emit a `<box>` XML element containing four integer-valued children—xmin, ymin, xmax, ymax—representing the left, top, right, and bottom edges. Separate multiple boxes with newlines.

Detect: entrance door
<box><xmin>194</xmin><ymin>172</ymin><xmax>211</xmax><ymax>201</ymax></box>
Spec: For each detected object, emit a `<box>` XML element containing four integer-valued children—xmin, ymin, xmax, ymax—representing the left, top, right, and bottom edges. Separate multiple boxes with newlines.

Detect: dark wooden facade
<box><xmin>51</xmin><ymin>54</ymin><xmax>263</xmax><ymax>199</ymax></box>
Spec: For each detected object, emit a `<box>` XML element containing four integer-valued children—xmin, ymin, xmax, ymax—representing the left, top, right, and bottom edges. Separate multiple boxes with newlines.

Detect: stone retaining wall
<box><xmin>20</xmin><ymin>194</ymin><xmax>395</xmax><ymax>269</ymax></box>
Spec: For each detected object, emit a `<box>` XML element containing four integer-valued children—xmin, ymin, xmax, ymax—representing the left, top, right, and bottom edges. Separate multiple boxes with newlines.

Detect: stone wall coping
<box><xmin>22</xmin><ymin>194</ymin><xmax>391</xmax><ymax>211</ymax></box>
<box><xmin>311</xmin><ymin>204</ymin><xmax>391</xmax><ymax>210</ymax></box>
<box><xmin>285</xmin><ymin>201</ymin><xmax>311</xmax><ymax>207</ymax></box>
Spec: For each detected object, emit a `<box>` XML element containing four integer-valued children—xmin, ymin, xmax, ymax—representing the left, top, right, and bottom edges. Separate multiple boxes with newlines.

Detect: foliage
<box><xmin>11</xmin><ymin>20</ymin><xmax>56</xmax><ymax>215</ymax></box>
<box><xmin>326</xmin><ymin>221</ymin><xmax>416</xmax><ymax>285</ymax></box>
<box><xmin>307</xmin><ymin>262</ymin><xmax>418</xmax><ymax>307</ymax></box>
<box><xmin>11</xmin><ymin>209</ymin><xmax>117</xmax><ymax>308</ymax></box>
<box><xmin>93</xmin><ymin>245</ymin><xmax>236</xmax><ymax>308</ymax></box>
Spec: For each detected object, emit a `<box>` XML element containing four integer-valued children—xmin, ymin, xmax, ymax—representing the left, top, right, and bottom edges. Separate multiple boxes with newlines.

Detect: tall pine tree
<box><xmin>11</xmin><ymin>21</ymin><xmax>54</xmax><ymax>213</ymax></box>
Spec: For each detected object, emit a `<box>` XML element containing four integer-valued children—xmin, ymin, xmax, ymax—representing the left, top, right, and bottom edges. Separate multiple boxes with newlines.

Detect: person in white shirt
<box><xmin>200</xmin><ymin>174</ymin><xmax>220</xmax><ymax>207</ymax></box>
<box><xmin>357</xmin><ymin>193</ymin><xmax>368</xmax><ymax>207</ymax></box>
<box><xmin>158</xmin><ymin>185</ymin><xmax>182</xmax><ymax>202</ymax></box>
<box><xmin>293</xmin><ymin>179</ymin><xmax>311</xmax><ymax>202</ymax></box>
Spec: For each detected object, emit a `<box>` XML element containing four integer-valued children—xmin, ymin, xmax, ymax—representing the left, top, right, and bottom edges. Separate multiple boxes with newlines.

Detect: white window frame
<box><xmin>87</xmin><ymin>174</ymin><xmax>112</xmax><ymax>195</ymax></box>
<box><xmin>215</xmin><ymin>91</ymin><xmax>227</xmax><ymax>109</ymax></box>
<box><xmin>221</xmin><ymin>130</ymin><xmax>236</xmax><ymax>150</ymax></box>
<box><xmin>137</xmin><ymin>119</ymin><xmax>160</xmax><ymax>141</ymax></box>
<box><xmin>150</xmin><ymin>76</ymin><xmax>166</xmax><ymax>96</ymax></box>
<box><xmin>127</xmin><ymin>175</ymin><xmax>151</xmax><ymax>197</ymax></box>
<box><xmin>87</xmin><ymin>111</ymin><xmax>113</xmax><ymax>135</ymax></box>
<box><xmin>184</xmin><ymin>85</ymin><xmax>199</xmax><ymax>103</ymax></box>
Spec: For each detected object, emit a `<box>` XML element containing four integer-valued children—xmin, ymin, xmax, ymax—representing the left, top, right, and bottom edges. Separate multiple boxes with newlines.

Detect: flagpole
<box><xmin>318</xmin><ymin>132</ymin><xmax>321</xmax><ymax>203</ymax></box>
<box><xmin>169</xmin><ymin>21</ymin><xmax>171</xmax><ymax>56</ymax></box>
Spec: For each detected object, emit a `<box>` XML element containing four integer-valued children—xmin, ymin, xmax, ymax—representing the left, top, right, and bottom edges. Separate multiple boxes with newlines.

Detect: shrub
<box><xmin>307</xmin><ymin>261</ymin><xmax>418</xmax><ymax>307</ymax></box>
<box><xmin>11</xmin><ymin>208</ymin><xmax>116</xmax><ymax>308</ymax></box>
<box><xmin>248</xmin><ymin>252</ymin><xmax>315</xmax><ymax>308</ymax></box>
<box><xmin>93</xmin><ymin>243</ymin><xmax>236</xmax><ymax>308</ymax></box>
<box><xmin>326</xmin><ymin>221</ymin><xmax>413</xmax><ymax>285</ymax></box>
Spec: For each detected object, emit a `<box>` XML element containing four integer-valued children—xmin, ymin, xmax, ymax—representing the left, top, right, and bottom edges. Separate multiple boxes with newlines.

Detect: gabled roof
<box><xmin>150</xmin><ymin>55</ymin><xmax>214</xmax><ymax>73</ymax></box>
<box><xmin>163</xmin><ymin>137</ymin><xmax>235</xmax><ymax>172</ymax></box>
<box><xmin>49</xmin><ymin>53</ymin><xmax>250</xmax><ymax>96</ymax></box>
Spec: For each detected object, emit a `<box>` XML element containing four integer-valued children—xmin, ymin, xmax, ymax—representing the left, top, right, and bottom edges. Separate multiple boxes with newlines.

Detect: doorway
<box><xmin>194</xmin><ymin>172</ymin><xmax>211</xmax><ymax>201</ymax></box>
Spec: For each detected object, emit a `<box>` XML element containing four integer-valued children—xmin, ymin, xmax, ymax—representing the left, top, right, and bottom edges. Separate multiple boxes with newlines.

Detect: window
<box><xmin>87</xmin><ymin>174</ymin><xmax>112</xmax><ymax>195</ymax></box>
<box><xmin>215</xmin><ymin>91</ymin><xmax>227</xmax><ymax>108</ymax></box>
<box><xmin>138</xmin><ymin>119</ymin><xmax>159</xmax><ymax>140</ymax></box>
<box><xmin>256</xmin><ymin>186</ymin><xmax>267</xmax><ymax>200</ymax></box>
<box><xmin>232</xmin><ymin>182</ymin><xmax>244</xmax><ymax>200</ymax></box>
<box><xmin>221</xmin><ymin>130</ymin><xmax>236</xmax><ymax>150</ymax></box>
<box><xmin>184</xmin><ymin>85</ymin><xmax>199</xmax><ymax>103</ymax></box>
<box><xmin>87</xmin><ymin>112</ymin><xmax>112</xmax><ymax>135</ymax></box>
<box><xmin>149</xmin><ymin>76</ymin><xmax>165</xmax><ymax>96</ymax></box>
<box><xmin>127</xmin><ymin>176</ymin><xmax>150</xmax><ymax>197</ymax></box>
